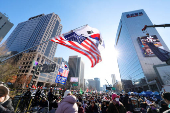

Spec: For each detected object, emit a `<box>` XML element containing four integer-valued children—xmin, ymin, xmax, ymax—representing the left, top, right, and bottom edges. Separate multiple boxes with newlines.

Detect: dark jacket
<box><xmin>101</xmin><ymin>104</ymin><xmax>108</xmax><ymax>113</ymax></box>
<box><xmin>48</xmin><ymin>92</ymin><xmax>54</xmax><ymax>102</ymax></box>
<box><xmin>163</xmin><ymin>109</ymin><xmax>170</xmax><ymax>113</ymax></box>
<box><xmin>78</xmin><ymin>106</ymin><xmax>84</xmax><ymax>113</ymax></box>
<box><xmin>0</xmin><ymin>96</ymin><xmax>14</xmax><ymax>113</ymax></box>
<box><xmin>123</xmin><ymin>95</ymin><xmax>129</xmax><ymax>110</ymax></box>
<box><xmin>24</xmin><ymin>90</ymin><xmax>31</xmax><ymax>99</ymax></box>
<box><xmin>107</xmin><ymin>103</ymin><xmax>126</xmax><ymax>113</ymax></box>
<box><xmin>35</xmin><ymin>90</ymin><xmax>41</xmax><ymax>97</ymax></box>
<box><xmin>88</xmin><ymin>104</ymin><xmax>98</xmax><ymax>113</ymax></box>
<box><xmin>39</xmin><ymin>100</ymin><xmax>48</xmax><ymax>108</ymax></box>
<box><xmin>159</xmin><ymin>106</ymin><xmax>169</xmax><ymax>113</ymax></box>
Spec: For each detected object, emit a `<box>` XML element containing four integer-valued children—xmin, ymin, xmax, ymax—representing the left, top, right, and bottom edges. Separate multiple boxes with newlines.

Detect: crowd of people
<box><xmin>0</xmin><ymin>83</ymin><xmax>170</xmax><ymax>113</ymax></box>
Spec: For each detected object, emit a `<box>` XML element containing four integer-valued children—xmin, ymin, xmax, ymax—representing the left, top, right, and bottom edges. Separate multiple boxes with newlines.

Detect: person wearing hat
<box><xmin>55</xmin><ymin>90</ymin><xmax>78</xmax><ymax>113</ymax></box>
<box><xmin>107</xmin><ymin>93</ymin><xmax>126</xmax><ymax>113</ymax></box>
<box><xmin>0</xmin><ymin>84</ymin><xmax>14</xmax><ymax>113</ymax></box>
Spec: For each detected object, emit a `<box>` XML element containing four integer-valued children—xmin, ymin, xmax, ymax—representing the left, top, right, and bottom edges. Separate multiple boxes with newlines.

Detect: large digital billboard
<box><xmin>138</xmin><ymin>35</ymin><xmax>163</xmax><ymax>57</ymax></box>
<box><xmin>70</xmin><ymin>77</ymin><xmax>79</xmax><ymax>82</ymax></box>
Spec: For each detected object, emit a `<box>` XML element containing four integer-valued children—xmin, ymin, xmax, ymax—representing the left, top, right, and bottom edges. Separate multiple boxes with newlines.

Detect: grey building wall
<box><xmin>111</xmin><ymin>74</ymin><xmax>116</xmax><ymax>86</ymax></box>
<box><xmin>94</xmin><ymin>78</ymin><xmax>100</xmax><ymax>91</ymax></box>
<box><xmin>68</xmin><ymin>56</ymin><xmax>84</xmax><ymax>89</ymax></box>
<box><xmin>88</xmin><ymin>79</ymin><xmax>96</xmax><ymax>89</ymax></box>
<box><xmin>115</xmin><ymin>9</ymin><xmax>169</xmax><ymax>91</ymax></box>
<box><xmin>5</xmin><ymin>13</ymin><xmax>62</xmax><ymax>60</ymax></box>
<box><xmin>0</xmin><ymin>12</ymin><xmax>13</xmax><ymax>41</ymax></box>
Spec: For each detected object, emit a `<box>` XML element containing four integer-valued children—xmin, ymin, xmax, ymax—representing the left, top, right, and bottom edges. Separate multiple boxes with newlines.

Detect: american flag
<box><xmin>51</xmin><ymin>25</ymin><xmax>105</xmax><ymax>67</ymax></box>
<box><xmin>103</xmin><ymin>96</ymin><xmax>109</xmax><ymax>101</ymax></box>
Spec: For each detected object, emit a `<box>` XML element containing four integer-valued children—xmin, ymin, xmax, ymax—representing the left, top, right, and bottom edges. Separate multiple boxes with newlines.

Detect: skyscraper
<box><xmin>5</xmin><ymin>13</ymin><xmax>62</xmax><ymax>59</ymax></box>
<box><xmin>94</xmin><ymin>78</ymin><xmax>100</xmax><ymax>91</ymax></box>
<box><xmin>111</xmin><ymin>74</ymin><xmax>116</xmax><ymax>86</ymax></box>
<box><xmin>68</xmin><ymin>56</ymin><xmax>84</xmax><ymax>90</ymax></box>
<box><xmin>0</xmin><ymin>12</ymin><xmax>13</xmax><ymax>42</ymax></box>
<box><xmin>115</xmin><ymin>9</ymin><xmax>169</xmax><ymax>92</ymax></box>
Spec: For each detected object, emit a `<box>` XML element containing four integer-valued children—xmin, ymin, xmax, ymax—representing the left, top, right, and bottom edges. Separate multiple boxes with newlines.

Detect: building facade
<box><xmin>115</xmin><ymin>9</ymin><xmax>169</xmax><ymax>92</ymax></box>
<box><xmin>0</xmin><ymin>12</ymin><xmax>14</xmax><ymax>42</ymax></box>
<box><xmin>68</xmin><ymin>56</ymin><xmax>84</xmax><ymax>90</ymax></box>
<box><xmin>88</xmin><ymin>79</ymin><xmax>96</xmax><ymax>90</ymax></box>
<box><xmin>111</xmin><ymin>74</ymin><xmax>116</xmax><ymax>86</ymax></box>
<box><xmin>5</xmin><ymin>13</ymin><xmax>62</xmax><ymax>60</ymax></box>
<box><xmin>94</xmin><ymin>78</ymin><xmax>100</xmax><ymax>91</ymax></box>
<box><xmin>16</xmin><ymin>52</ymin><xmax>59</xmax><ymax>88</ymax></box>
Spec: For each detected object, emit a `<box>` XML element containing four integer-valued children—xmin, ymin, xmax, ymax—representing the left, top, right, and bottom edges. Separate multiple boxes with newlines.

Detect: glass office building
<box><xmin>5</xmin><ymin>13</ymin><xmax>62</xmax><ymax>60</ymax></box>
<box><xmin>115</xmin><ymin>9</ymin><xmax>169</xmax><ymax>92</ymax></box>
<box><xmin>68</xmin><ymin>56</ymin><xmax>84</xmax><ymax>90</ymax></box>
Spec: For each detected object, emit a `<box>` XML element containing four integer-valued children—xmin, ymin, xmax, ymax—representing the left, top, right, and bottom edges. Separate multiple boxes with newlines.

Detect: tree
<box><xmin>0</xmin><ymin>44</ymin><xmax>19</xmax><ymax>84</ymax></box>
<box><xmin>0</xmin><ymin>59</ymin><xmax>19</xmax><ymax>83</ymax></box>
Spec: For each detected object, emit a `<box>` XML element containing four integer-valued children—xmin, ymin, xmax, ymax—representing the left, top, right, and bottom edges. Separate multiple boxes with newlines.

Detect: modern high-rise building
<box><xmin>5</xmin><ymin>13</ymin><xmax>62</xmax><ymax>60</ymax></box>
<box><xmin>0</xmin><ymin>12</ymin><xmax>14</xmax><ymax>42</ymax></box>
<box><xmin>88</xmin><ymin>79</ymin><xmax>96</xmax><ymax>90</ymax></box>
<box><xmin>94</xmin><ymin>78</ymin><xmax>100</xmax><ymax>91</ymax></box>
<box><xmin>53</xmin><ymin>57</ymin><xmax>69</xmax><ymax>66</ymax></box>
<box><xmin>111</xmin><ymin>74</ymin><xmax>116</xmax><ymax>86</ymax></box>
<box><xmin>68</xmin><ymin>56</ymin><xmax>84</xmax><ymax>90</ymax></box>
<box><xmin>115</xmin><ymin>9</ymin><xmax>169</xmax><ymax>92</ymax></box>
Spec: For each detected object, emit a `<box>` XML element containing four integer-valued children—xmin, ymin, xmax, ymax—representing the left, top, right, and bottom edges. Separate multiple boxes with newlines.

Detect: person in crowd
<box><xmin>140</xmin><ymin>107</ymin><xmax>147</xmax><ymax>113</ymax></box>
<box><xmin>161</xmin><ymin>92</ymin><xmax>170</xmax><ymax>113</ymax></box>
<box><xmin>107</xmin><ymin>93</ymin><xmax>126</xmax><ymax>113</ymax></box>
<box><xmin>23</xmin><ymin>88</ymin><xmax>32</xmax><ymax>110</ymax></box>
<box><xmin>48</xmin><ymin>88</ymin><xmax>54</xmax><ymax>111</ymax></box>
<box><xmin>147</xmin><ymin>103</ymin><xmax>159</xmax><ymax>113</ymax></box>
<box><xmin>88</xmin><ymin>101</ymin><xmax>99</xmax><ymax>113</ymax></box>
<box><xmin>35</xmin><ymin>87</ymin><xmax>41</xmax><ymax>100</ymax></box>
<box><xmin>77</xmin><ymin>102</ymin><xmax>84</xmax><ymax>113</ymax></box>
<box><xmin>82</xmin><ymin>101</ymin><xmax>88</xmax><ymax>112</ymax></box>
<box><xmin>159</xmin><ymin>101</ymin><xmax>169</xmax><ymax>113</ymax></box>
<box><xmin>119</xmin><ymin>93</ymin><xmax>124</xmax><ymax>103</ymax></box>
<box><xmin>39</xmin><ymin>97</ymin><xmax>48</xmax><ymax>108</ymax></box>
<box><xmin>55</xmin><ymin>90</ymin><xmax>78</xmax><ymax>113</ymax></box>
<box><xmin>123</xmin><ymin>93</ymin><xmax>129</xmax><ymax>111</ymax></box>
<box><xmin>0</xmin><ymin>84</ymin><xmax>14</xmax><ymax>113</ymax></box>
<box><xmin>52</xmin><ymin>95</ymin><xmax>59</xmax><ymax>109</ymax></box>
<box><xmin>101</xmin><ymin>101</ymin><xmax>108</xmax><ymax>113</ymax></box>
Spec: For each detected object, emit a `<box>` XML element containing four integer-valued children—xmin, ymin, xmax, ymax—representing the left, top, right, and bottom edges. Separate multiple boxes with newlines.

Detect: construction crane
<box><xmin>142</xmin><ymin>24</ymin><xmax>170</xmax><ymax>31</ymax></box>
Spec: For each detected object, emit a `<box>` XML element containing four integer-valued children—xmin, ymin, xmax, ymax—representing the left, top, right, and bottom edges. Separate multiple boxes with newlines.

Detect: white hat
<box><xmin>63</xmin><ymin>90</ymin><xmax>71</xmax><ymax>98</ymax></box>
<box><xmin>0</xmin><ymin>85</ymin><xmax>9</xmax><ymax>96</ymax></box>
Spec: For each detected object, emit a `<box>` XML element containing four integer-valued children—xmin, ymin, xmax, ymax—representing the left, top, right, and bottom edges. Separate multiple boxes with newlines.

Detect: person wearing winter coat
<box><xmin>0</xmin><ymin>84</ymin><xmax>14</xmax><ymax>113</ymax></box>
<box><xmin>55</xmin><ymin>90</ymin><xmax>78</xmax><ymax>113</ymax></box>
<box><xmin>88</xmin><ymin>101</ymin><xmax>99</xmax><ymax>113</ymax></box>
<box><xmin>77</xmin><ymin>102</ymin><xmax>84</xmax><ymax>113</ymax></box>
<box><xmin>159</xmin><ymin>101</ymin><xmax>169</xmax><ymax>113</ymax></box>
<box><xmin>161</xmin><ymin>92</ymin><xmax>170</xmax><ymax>113</ymax></box>
<box><xmin>107</xmin><ymin>93</ymin><xmax>126</xmax><ymax>113</ymax></box>
<box><xmin>123</xmin><ymin>93</ymin><xmax>129</xmax><ymax>111</ymax></box>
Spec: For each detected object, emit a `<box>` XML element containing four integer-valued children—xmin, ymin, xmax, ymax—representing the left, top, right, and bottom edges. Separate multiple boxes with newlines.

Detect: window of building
<box><xmin>25</xmin><ymin>70</ymin><xmax>28</xmax><ymax>73</ymax></box>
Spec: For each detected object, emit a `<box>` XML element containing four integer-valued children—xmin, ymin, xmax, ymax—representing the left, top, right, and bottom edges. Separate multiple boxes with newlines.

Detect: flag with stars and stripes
<box><xmin>51</xmin><ymin>25</ymin><xmax>105</xmax><ymax>67</ymax></box>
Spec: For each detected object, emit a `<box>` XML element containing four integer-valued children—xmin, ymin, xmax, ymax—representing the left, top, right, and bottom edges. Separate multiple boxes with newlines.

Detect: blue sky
<box><xmin>1</xmin><ymin>0</ymin><xmax>170</xmax><ymax>86</ymax></box>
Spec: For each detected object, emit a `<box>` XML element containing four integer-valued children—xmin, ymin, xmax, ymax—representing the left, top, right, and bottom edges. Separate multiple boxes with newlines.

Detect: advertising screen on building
<box><xmin>138</xmin><ymin>35</ymin><xmax>163</xmax><ymax>57</ymax></box>
<box><xmin>70</xmin><ymin>77</ymin><xmax>78</xmax><ymax>82</ymax></box>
